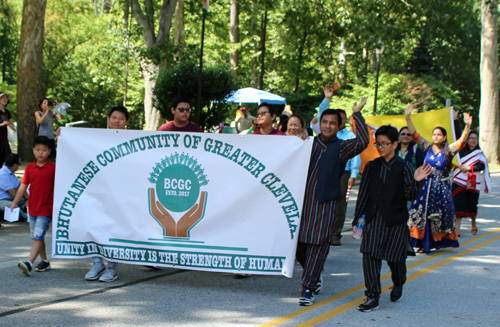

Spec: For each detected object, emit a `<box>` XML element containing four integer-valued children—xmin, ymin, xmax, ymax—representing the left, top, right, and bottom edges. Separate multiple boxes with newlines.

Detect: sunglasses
<box><xmin>400</xmin><ymin>132</ymin><xmax>411</xmax><ymax>136</ymax></box>
<box><xmin>176</xmin><ymin>107</ymin><xmax>191</xmax><ymax>113</ymax></box>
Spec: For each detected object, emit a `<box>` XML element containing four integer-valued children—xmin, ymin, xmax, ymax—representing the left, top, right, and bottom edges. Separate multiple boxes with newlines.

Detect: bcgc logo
<box><xmin>148</xmin><ymin>152</ymin><xmax>208</xmax><ymax>238</ymax></box>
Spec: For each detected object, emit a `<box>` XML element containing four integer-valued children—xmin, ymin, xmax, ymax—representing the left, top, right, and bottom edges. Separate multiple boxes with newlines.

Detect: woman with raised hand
<box><xmin>451</xmin><ymin>131</ymin><xmax>491</xmax><ymax>236</ymax></box>
<box><xmin>396</xmin><ymin>126</ymin><xmax>424</xmax><ymax>170</ymax></box>
<box><xmin>404</xmin><ymin>104</ymin><xmax>472</xmax><ymax>253</ymax></box>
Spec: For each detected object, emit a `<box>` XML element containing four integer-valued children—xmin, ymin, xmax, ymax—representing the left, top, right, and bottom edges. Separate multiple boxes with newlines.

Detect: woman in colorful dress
<box><xmin>404</xmin><ymin>105</ymin><xmax>472</xmax><ymax>253</ymax></box>
<box><xmin>451</xmin><ymin>131</ymin><xmax>491</xmax><ymax>236</ymax></box>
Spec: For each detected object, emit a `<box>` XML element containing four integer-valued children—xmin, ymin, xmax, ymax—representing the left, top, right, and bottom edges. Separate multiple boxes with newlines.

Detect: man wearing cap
<box><xmin>235</xmin><ymin>106</ymin><xmax>254</xmax><ymax>134</ymax></box>
<box><xmin>0</xmin><ymin>91</ymin><xmax>15</xmax><ymax>168</ymax></box>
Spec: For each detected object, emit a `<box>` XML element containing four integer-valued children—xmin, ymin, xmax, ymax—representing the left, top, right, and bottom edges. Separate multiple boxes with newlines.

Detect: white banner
<box><xmin>52</xmin><ymin>128</ymin><xmax>312</xmax><ymax>277</ymax></box>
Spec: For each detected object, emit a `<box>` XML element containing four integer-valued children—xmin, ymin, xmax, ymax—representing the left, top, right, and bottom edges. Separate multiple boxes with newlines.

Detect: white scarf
<box><xmin>452</xmin><ymin>149</ymin><xmax>491</xmax><ymax>193</ymax></box>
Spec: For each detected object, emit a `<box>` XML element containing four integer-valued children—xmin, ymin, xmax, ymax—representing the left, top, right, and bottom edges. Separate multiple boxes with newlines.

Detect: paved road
<box><xmin>1</xmin><ymin>176</ymin><xmax>499</xmax><ymax>327</ymax></box>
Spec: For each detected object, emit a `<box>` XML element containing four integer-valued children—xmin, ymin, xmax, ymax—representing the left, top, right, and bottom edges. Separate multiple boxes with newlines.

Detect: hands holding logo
<box><xmin>149</xmin><ymin>188</ymin><xmax>207</xmax><ymax>238</ymax></box>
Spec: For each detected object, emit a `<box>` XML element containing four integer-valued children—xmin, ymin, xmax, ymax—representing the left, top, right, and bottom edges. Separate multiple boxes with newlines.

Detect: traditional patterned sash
<box><xmin>453</xmin><ymin>149</ymin><xmax>491</xmax><ymax>193</ymax></box>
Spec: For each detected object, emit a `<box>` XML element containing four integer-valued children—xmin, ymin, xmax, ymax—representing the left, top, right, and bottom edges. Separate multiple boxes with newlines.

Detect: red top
<box><xmin>22</xmin><ymin>160</ymin><xmax>56</xmax><ymax>217</ymax></box>
<box><xmin>158</xmin><ymin>121</ymin><xmax>203</xmax><ymax>132</ymax></box>
<box><xmin>251</xmin><ymin>128</ymin><xmax>285</xmax><ymax>135</ymax></box>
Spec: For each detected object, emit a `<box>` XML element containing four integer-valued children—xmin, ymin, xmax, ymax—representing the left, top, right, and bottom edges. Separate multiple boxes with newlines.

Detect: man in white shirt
<box><xmin>235</xmin><ymin>106</ymin><xmax>254</xmax><ymax>134</ymax></box>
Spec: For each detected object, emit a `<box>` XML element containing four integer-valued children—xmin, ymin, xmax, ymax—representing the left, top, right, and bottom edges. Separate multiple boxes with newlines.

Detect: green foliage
<box><xmin>282</xmin><ymin>92</ymin><xmax>323</xmax><ymax>123</ymax></box>
<box><xmin>43</xmin><ymin>0</ymin><xmax>144</xmax><ymax>129</ymax></box>
<box><xmin>154</xmin><ymin>61</ymin><xmax>239</xmax><ymax>130</ymax></box>
<box><xmin>406</xmin><ymin>37</ymin><xmax>442</xmax><ymax>79</ymax></box>
<box><xmin>0</xmin><ymin>0</ymin><xmax>19</xmax><ymax>85</ymax></box>
<box><xmin>331</xmin><ymin>72</ymin><xmax>468</xmax><ymax>117</ymax></box>
<box><xmin>0</xmin><ymin>0</ymin><xmax>486</xmax><ymax>132</ymax></box>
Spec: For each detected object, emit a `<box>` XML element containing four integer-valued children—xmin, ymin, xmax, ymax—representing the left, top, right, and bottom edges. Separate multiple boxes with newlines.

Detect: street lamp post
<box><xmin>373</xmin><ymin>41</ymin><xmax>385</xmax><ymax>115</ymax></box>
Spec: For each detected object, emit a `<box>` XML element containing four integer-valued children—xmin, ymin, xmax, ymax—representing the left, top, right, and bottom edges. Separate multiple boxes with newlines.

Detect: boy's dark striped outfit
<box><xmin>353</xmin><ymin>156</ymin><xmax>420</xmax><ymax>299</ymax></box>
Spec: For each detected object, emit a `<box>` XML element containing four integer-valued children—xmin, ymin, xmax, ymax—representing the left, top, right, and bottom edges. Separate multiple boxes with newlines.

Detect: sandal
<box><xmin>471</xmin><ymin>220</ymin><xmax>478</xmax><ymax>235</ymax></box>
<box><xmin>417</xmin><ymin>248</ymin><xmax>425</xmax><ymax>253</ymax></box>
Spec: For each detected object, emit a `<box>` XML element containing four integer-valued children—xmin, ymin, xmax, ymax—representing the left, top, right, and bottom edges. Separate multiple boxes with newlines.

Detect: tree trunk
<box><xmin>230</xmin><ymin>0</ymin><xmax>239</xmax><ymax>77</ymax></box>
<box><xmin>249</xmin><ymin>0</ymin><xmax>258</xmax><ymax>87</ymax></box>
<box><xmin>130</xmin><ymin>0</ymin><xmax>177</xmax><ymax>131</ymax></box>
<box><xmin>479</xmin><ymin>0</ymin><xmax>500</xmax><ymax>164</ymax></box>
<box><xmin>294</xmin><ymin>30</ymin><xmax>307</xmax><ymax>93</ymax></box>
<box><xmin>141</xmin><ymin>61</ymin><xmax>162</xmax><ymax>130</ymax></box>
<box><xmin>362</xmin><ymin>44</ymin><xmax>368</xmax><ymax>80</ymax></box>
<box><xmin>259</xmin><ymin>10</ymin><xmax>267</xmax><ymax>90</ymax></box>
<box><xmin>173</xmin><ymin>0</ymin><xmax>185</xmax><ymax>58</ymax></box>
<box><xmin>16</xmin><ymin>0</ymin><xmax>46</xmax><ymax>161</ymax></box>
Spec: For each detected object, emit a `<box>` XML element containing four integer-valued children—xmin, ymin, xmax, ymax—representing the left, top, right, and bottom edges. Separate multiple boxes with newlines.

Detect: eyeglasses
<box><xmin>468</xmin><ymin>137</ymin><xmax>478</xmax><ymax>141</ymax></box>
<box><xmin>400</xmin><ymin>132</ymin><xmax>411</xmax><ymax>136</ymax></box>
<box><xmin>176</xmin><ymin>107</ymin><xmax>191</xmax><ymax>113</ymax></box>
<box><xmin>257</xmin><ymin>111</ymin><xmax>269</xmax><ymax>117</ymax></box>
<box><xmin>374</xmin><ymin>142</ymin><xmax>393</xmax><ymax>148</ymax></box>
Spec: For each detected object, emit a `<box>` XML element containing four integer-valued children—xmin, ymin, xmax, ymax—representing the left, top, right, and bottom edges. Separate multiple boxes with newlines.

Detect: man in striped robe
<box><xmin>297</xmin><ymin>97</ymin><xmax>369</xmax><ymax>306</ymax></box>
<box><xmin>352</xmin><ymin>125</ymin><xmax>431</xmax><ymax>312</ymax></box>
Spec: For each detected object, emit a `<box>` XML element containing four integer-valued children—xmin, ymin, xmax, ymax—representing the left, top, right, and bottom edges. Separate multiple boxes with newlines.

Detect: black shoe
<box><xmin>358</xmin><ymin>297</ymin><xmax>379</xmax><ymax>312</ymax></box>
<box><xmin>299</xmin><ymin>288</ymin><xmax>314</xmax><ymax>306</ymax></box>
<box><xmin>34</xmin><ymin>261</ymin><xmax>51</xmax><ymax>272</ymax></box>
<box><xmin>390</xmin><ymin>285</ymin><xmax>403</xmax><ymax>302</ymax></box>
<box><xmin>18</xmin><ymin>261</ymin><xmax>32</xmax><ymax>276</ymax></box>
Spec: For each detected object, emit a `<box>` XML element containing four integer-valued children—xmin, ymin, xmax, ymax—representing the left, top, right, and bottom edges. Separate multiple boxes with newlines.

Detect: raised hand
<box><xmin>405</xmin><ymin>104</ymin><xmax>415</xmax><ymax>117</ymax></box>
<box><xmin>176</xmin><ymin>191</ymin><xmax>207</xmax><ymax>238</ymax></box>
<box><xmin>452</xmin><ymin>108</ymin><xmax>458</xmax><ymax>120</ymax></box>
<box><xmin>463</xmin><ymin>112</ymin><xmax>472</xmax><ymax>127</ymax></box>
<box><xmin>323</xmin><ymin>84</ymin><xmax>334</xmax><ymax>100</ymax></box>
<box><xmin>352</xmin><ymin>97</ymin><xmax>367</xmax><ymax>113</ymax></box>
<box><xmin>149</xmin><ymin>188</ymin><xmax>176</xmax><ymax>237</ymax></box>
<box><xmin>414</xmin><ymin>164</ymin><xmax>432</xmax><ymax>182</ymax></box>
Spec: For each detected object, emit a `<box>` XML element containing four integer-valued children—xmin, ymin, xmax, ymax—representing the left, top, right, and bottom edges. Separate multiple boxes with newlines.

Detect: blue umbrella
<box><xmin>226</xmin><ymin>87</ymin><xmax>286</xmax><ymax>105</ymax></box>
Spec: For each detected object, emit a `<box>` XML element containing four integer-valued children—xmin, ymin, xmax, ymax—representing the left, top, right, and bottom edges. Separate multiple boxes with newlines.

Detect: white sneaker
<box><xmin>99</xmin><ymin>267</ymin><xmax>118</xmax><ymax>282</ymax></box>
<box><xmin>85</xmin><ymin>263</ymin><xmax>105</xmax><ymax>281</ymax></box>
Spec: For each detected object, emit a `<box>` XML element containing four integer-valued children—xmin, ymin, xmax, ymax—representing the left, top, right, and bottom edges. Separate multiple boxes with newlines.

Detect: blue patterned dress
<box><xmin>408</xmin><ymin>135</ymin><xmax>462</xmax><ymax>252</ymax></box>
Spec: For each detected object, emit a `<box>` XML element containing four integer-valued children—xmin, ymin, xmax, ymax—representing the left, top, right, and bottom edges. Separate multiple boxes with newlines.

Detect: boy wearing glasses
<box><xmin>353</xmin><ymin>125</ymin><xmax>431</xmax><ymax>312</ymax></box>
<box><xmin>158</xmin><ymin>96</ymin><xmax>203</xmax><ymax>132</ymax></box>
<box><xmin>251</xmin><ymin>102</ymin><xmax>285</xmax><ymax>135</ymax></box>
